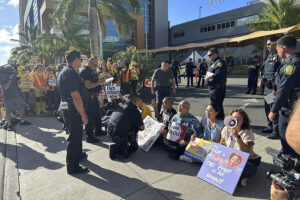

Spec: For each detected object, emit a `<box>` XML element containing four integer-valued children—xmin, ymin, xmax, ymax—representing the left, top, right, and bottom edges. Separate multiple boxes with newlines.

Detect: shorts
<box><xmin>4</xmin><ymin>96</ymin><xmax>26</xmax><ymax>113</ymax></box>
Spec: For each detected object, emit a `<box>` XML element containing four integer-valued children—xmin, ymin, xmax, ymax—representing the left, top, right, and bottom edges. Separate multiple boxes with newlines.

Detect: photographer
<box><xmin>0</xmin><ymin>64</ymin><xmax>31</xmax><ymax>131</ymax></box>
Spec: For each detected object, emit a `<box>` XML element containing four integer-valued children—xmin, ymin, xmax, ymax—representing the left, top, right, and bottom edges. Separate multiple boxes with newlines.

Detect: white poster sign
<box><xmin>105</xmin><ymin>86</ymin><xmax>120</xmax><ymax>99</ymax></box>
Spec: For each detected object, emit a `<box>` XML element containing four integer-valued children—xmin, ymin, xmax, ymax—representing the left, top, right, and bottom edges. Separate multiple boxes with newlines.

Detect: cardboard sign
<box><xmin>105</xmin><ymin>86</ymin><xmax>120</xmax><ymax>99</ymax></box>
<box><xmin>197</xmin><ymin>143</ymin><xmax>249</xmax><ymax>195</ymax></box>
<box><xmin>19</xmin><ymin>75</ymin><xmax>34</xmax><ymax>89</ymax></box>
<box><xmin>167</xmin><ymin>122</ymin><xmax>188</xmax><ymax>143</ymax></box>
<box><xmin>184</xmin><ymin>138</ymin><xmax>214</xmax><ymax>162</ymax></box>
<box><xmin>137</xmin><ymin>116</ymin><xmax>164</xmax><ymax>152</ymax></box>
<box><xmin>48</xmin><ymin>78</ymin><xmax>56</xmax><ymax>87</ymax></box>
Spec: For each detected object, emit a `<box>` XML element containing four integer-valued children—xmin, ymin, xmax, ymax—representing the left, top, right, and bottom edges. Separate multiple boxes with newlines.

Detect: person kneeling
<box><xmin>107</xmin><ymin>94</ymin><xmax>145</xmax><ymax>159</ymax></box>
<box><xmin>220</xmin><ymin>108</ymin><xmax>261</xmax><ymax>187</ymax></box>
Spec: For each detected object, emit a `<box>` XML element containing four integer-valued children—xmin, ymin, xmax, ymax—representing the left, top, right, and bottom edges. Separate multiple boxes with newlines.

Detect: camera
<box><xmin>266</xmin><ymin>147</ymin><xmax>300</xmax><ymax>199</ymax></box>
<box><xmin>0</xmin><ymin>64</ymin><xmax>18</xmax><ymax>85</ymax></box>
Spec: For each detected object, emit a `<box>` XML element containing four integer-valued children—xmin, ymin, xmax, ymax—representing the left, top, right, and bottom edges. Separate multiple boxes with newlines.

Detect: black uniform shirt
<box><xmin>249</xmin><ymin>61</ymin><xmax>260</xmax><ymax>75</ymax></box>
<box><xmin>199</xmin><ymin>63</ymin><xmax>208</xmax><ymax>75</ymax></box>
<box><xmin>170</xmin><ymin>62</ymin><xmax>179</xmax><ymax>75</ymax></box>
<box><xmin>271</xmin><ymin>52</ymin><xmax>300</xmax><ymax>113</ymax></box>
<box><xmin>186</xmin><ymin>62</ymin><xmax>195</xmax><ymax>75</ymax></box>
<box><xmin>80</xmin><ymin>66</ymin><xmax>100</xmax><ymax>94</ymax></box>
<box><xmin>208</xmin><ymin>57</ymin><xmax>228</xmax><ymax>86</ymax></box>
<box><xmin>57</xmin><ymin>65</ymin><xmax>83</xmax><ymax>100</ymax></box>
<box><xmin>109</xmin><ymin>101</ymin><xmax>144</xmax><ymax>132</ymax></box>
<box><xmin>263</xmin><ymin>53</ymin><xmax>281</xmax><ymax>95</ymax></box>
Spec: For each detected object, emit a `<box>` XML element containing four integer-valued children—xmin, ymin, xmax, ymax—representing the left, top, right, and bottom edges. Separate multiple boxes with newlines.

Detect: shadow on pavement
<box><xmin>78</xmin><ymin>160</ymin><xmax>183</xmax><ymax>199</ymax></box>
<box><xmin>0</xmin><ymin>142</ymin><xmax>63</xmax><ymax>170</ymax></box>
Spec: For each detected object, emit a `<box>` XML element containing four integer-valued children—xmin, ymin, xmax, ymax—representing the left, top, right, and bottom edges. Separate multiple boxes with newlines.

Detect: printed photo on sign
<box><xmin>184</xmin><ymin>138</ymin><xmax>214</xmax><ymax>162</ymax></box>
<box><xmin>167</xmin><ymin>122</ymin><xmax>188</xmax><ymax>143</ymax></box>
<box><xmin>137</xmin><ymin>116</ymin><xmax>164</xmax><ymax>152</ymax></box>
<box><xmin>105</xmin><ymin>86</ymin><xmax>120</xmax><ymax>99</ymax></box>
<box><xmin>197</xmin><ymin>143</ymin><xmax>249</xmax><ymax>195</ymax></box>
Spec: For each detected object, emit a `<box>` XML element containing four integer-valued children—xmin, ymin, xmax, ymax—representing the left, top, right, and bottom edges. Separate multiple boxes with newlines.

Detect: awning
<box><xmin>138</xmin><ymin>23</ymin><xmax>300</xmax><ymax>54</ymax></box>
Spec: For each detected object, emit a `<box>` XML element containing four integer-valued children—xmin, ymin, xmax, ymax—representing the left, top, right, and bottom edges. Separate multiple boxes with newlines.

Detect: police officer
<box><xmin>170</xmin><ymin>59</ymin><xmax>179</xmax><ymax>87</ymax></box>
<box><xmin>186</xmin><ymin>58</ymin><xmax>195</xmax><ymax>87</ymax></box>
<box><xmin>205</xmin><ymin>48</ymin><xmax>227</xmax><ymax>119</ymax></box>
<box><xmin>196</xmin><ymin>59</ymin><xmax>208</xmax><ymax>88</ymax></box>
<box><xmin>268</xmin><ymin>35</ymin><xmax>300</xmax><ymax>158</ymax></box>
<box><xmin>57</xmin><ymin>50</ymin><xmax>88</xmax><ymax>174</ymax></box>
<box><xmin>258</xmin><ymin>36</ymin><xmax>281</xmax><ymax>139</ymax></box>
<box><xmin>80</xmin><ymin>58</ymin><xmax>105</xmax><ymax>143</ymax></box>
<box><xmin>246</xmin><ymin>55</ymin><xmax>260</xmax><ymax>95</ymax></box>
<box><xmin>107</xmin><ymin>93</ymin><xmax>145</xmax><ymax>159</ymax></box>
<box><xmin>151</xmin><ymin>60</ymin><xmax>176</xmax><ymax>114</ymax></box>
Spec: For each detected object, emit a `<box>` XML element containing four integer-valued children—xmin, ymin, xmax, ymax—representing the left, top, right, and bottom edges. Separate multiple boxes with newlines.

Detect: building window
<box><xmin>226</xmin><ymin>22</ymin><xmax>230</xmax><ymax>28</ymax></box>
<box><xmin>231</xmin><ymin>21</ymin><xmax>235</xmax><ymax>27</ymax></box>
<box><xmin>204</xmin><ymin>27</ymin><xmax>207</xmax><ymax>32</ymax></box>
<box><xmin>212</xmin><ymin>25</ymin><xmax>215</xmax><ymax>31</ymax></box>
<box><xmin>237</xmin><ymin>15</ymin><xmax>259</xmax><ymax>26</ymax></box>
<box><xmin>208</xmin><ymin>26</ymin><xmax>211</xmax><ymax>31</ymax></box>
<box><xmin>217</xmin><ymin>24</ymin><xmax>221</xmax><ymax>29</ymax></box>
<box><xmin>222</xmin><ymin>23</ymin><xmax>225</xmax><ymax>29</ymax></box>
<box><xmin>200</xmin><ymin>27</ymin><xmax>203</xmax><ymax>33</ymax></box>
<box><xmin>174</xmin><ymin>31</ymin><xmax>185</xmax><ymax>39</ymax></box>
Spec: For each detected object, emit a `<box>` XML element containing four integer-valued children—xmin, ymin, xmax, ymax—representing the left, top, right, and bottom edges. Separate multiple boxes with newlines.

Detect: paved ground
<box><xmin>1</xmin><ymin>78</ymin><xmax>282</xmax><ymax>200</ymax></box>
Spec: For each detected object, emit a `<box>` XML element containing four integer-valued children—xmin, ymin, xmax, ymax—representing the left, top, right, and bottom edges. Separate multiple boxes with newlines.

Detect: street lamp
<box><xmin>144</xmin><ymin>1</ymin><xmax>151</xmax><ymax>57</ymax></box>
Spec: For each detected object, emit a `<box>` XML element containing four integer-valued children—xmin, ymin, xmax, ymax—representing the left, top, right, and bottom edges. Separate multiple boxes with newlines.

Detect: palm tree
<box><xmin>54</xmin><ymin>0</ymin><xmax>141</xmax><ymax>59</ymax></box>
<box><xmin>250</xmin><ymin>0</ymin><xmax>300</xmax><ymax>31</ymax></box>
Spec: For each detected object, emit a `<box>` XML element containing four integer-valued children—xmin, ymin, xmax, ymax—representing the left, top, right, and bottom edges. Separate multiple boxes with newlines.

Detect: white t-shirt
<box><xmin>221</xmin><ymin>127</ymin><xmax>259</xmax><ymax>159</ymax></box>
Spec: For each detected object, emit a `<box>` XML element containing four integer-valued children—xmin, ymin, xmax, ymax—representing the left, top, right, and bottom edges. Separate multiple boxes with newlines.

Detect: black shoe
<box><xmin>7</xmin><ymin>125</ymin><xmax>14</xmax><ymax>131</ymax></box>
<box><xmin>95</xmin><ymin>130</ymin><xmax>106</xmax><ymax>136</ymax></box>
<box><xmin>245</xmin><ymin>90</ymin><xmax>250</xmax><ymax>94</ymax></box>
<box><xmin>129</xmin><ymin>143</ymin><xmax>139</xmax><ymax>153</ymax></box>
<box><xmin>67</xmin><ymin>166</ymin><xmax>89</xmax><ymax>174</ymax></box>
<box><xmin>86</xmin><ymin>137</ymin><xmax>100</xmax><ymax>143</ymax></box>
<box><xmin>80</xmin><ymin>152</ymin><xmax>88</xmax><ymax>161</ymax></box>
<box><xmin>261</xmin><ymin>127</ymin><xmax>273</xmax><ymax>133</ymax></box>
<box><xmin>168</xmin><ymin>152</ymin><xmax>180</xmax><ymax>160</ymax></box>
<box><xmin>186</xmin><ymin>86</ymin><xmax>189</xmax><ymax>88</ymax></box>
<box><xmin>251</xmin><ymin>92</ymin><xmax>256</xmax><ymax>95</ymax></box>
<box><xmin>109</xmin><ymin>144</ymin><xmax>117</xmax><ymax>160</ymax></box>
<box><xmin>195</xmin><ymin>86</ymin><xmax>200</xmax><ymax>88</ymax></box>
<box><xmin>19</xmin><ymin>120</ymin><xmax>31</xmax><ymax>126</ymax></box>
<box><xmin>267</xmin><ymin>133</ymin><xmax>280</xmax><ymax>140</ymax></box>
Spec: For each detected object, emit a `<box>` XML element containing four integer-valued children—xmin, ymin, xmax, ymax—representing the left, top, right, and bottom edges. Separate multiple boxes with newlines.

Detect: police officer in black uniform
<box><xmin>186</xmin><ymin>58</ymin><xmax>195</xmax><ymax>87</ymax></box>
<box><xmin>80</xmin><ymin>58</ymin><xmax>105</xmax><ymax>143</ymax></box>
<box><xmin>268</xmin><ymin>35</ymin><xmax>300</xmax><ymax>158</ymax></box>
<box><xmin>246</xmin><ymin>55</ymin><xmax>260</xmax><ymax>95</ymax></box>
<box><xmin>205</xmin><ymin>48</ymin><xmax>227</xmax><ymax>119</ymax></box>
<box><xmin>258</xmin><ymin>36</ymin><xmax>281</xmax><ymax>139</ymax></box>
<box><xmin>170</xmin><ymin>59</ymin><xmax>179</xmax><ymax>87</ymax></box>
<box><xmin>196</xmin><ymin>59</ymin><xmax>208</xmax><ymax>88</ymax></box>
<box><xmin>57</xmin><ymin>50</ymin><xmax>88</xmax><ymax>174</ymax></box>
<box><xmin>107</xmin><ymin>94</ymin><xmax>145</xmax><ymax>159</ymax></box>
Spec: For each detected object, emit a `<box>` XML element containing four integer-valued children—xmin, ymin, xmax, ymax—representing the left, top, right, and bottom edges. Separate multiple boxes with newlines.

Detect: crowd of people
<box><xmin>1</xmin><ymin>34</ymin><xmax>300</xmax><ymax>199</ymax></box>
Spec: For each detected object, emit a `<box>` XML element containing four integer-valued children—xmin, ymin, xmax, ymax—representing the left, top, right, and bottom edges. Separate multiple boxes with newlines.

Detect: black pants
<box><xmin>85</xmin><ymin>95</ymin><xmax>102</xmax><ymax>138</ymax></box>
<box><xmin>278</xmin><ymin>107</ymin><xmax>299</xmax><ymax>157</ymax></box>
<box><xmin>130</xmin><ymin>80</ymin><xmax>138</xmax><ymax>94</ymax></box>
<box><xmin>173</xmin><ymin>73</ymin><xmax>178</xmax><ymax>87</ymax></box>
<box><xmin>155</xmin><ymin>87</ymin><xmax>171</xmax><ymax>114</ymax></box>
<box><xmin>264</xmin><ymin>100</ymin><xmax>279</xmax><ymax>134</ymax></box>
<box><xmin>197</xmin><ymin>75</ymin><xmax>205</xmax><ymax>87</ymax></box>
<box><xmin>247</xmin><ymin>73</ymin><xmax>258</xmax><ymax>93</ymax></box>
<box><xmin>63</xmin><ymin>108</ymin><xmax>83</xmax><ymax>170</ymax></box>
<box><xmin>187</xmin><ymin>75</ymin><xmax>193</xmax><ymax>86</ymax></box>
<box><xmin>209</xmin><ymin>85</ymin><xmax>226</xmax><ymax>119</ymax></box>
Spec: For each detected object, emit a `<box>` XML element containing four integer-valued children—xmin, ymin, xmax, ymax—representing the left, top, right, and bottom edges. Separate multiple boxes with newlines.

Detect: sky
<box><xmin>0</xmin><ymin>0</ymin><xmax>255</xmax><ymax>65</ymax></box>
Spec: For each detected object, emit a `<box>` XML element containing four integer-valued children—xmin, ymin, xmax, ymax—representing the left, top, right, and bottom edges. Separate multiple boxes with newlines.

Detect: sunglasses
<box><xmin>266</xmin><ymin>42</ymin><xmax>275</xmax><ymax>46</ymax></box>
<box><xmin>208</xmin><ymin>54</ymin><xmax>213</xmax><ymax>57</ymax></box>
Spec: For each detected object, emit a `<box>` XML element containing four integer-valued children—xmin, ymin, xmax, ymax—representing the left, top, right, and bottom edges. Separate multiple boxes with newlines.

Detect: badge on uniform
<box><xmin>217</xmin><ymin>62</ymin><xmax>222</xmax><ymax>67</ymax></box>
<box><xmin>284</xmin><ymin>65</ymin><xmax>296</xmax><ymax>76</ymax></box>
<box><xmin>273</xmin><ymin>56</ymin><xmax>277</xmax><ymax>61</ymax></box>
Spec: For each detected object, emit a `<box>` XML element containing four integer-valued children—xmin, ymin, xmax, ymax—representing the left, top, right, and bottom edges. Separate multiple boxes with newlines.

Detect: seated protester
<box><xmin>220</xmin><ymin>108</ymin><xmax>261</xmax><ymax>187</ymax></box>
<box><xmin>137</xmin><ymin>95</ymin><xmax>152</xmax><ymax>120</ymax></box>
<box><xmin>107</xmin><ymin>93</ymin><xmax>145</xmax><ymax>159</ymax></box>
<box><xmin>201</xmin><ymin>103</ymin><xmax>224</xmax><ymax>142</ymax></box>
<box><xmin>167</xmin><ymin>100</ymin><xmax>202</xmax><ymax>160</ymax></box>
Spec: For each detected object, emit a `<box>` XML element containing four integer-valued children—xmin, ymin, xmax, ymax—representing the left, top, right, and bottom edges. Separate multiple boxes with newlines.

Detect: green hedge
<box><xmin>229</xmin><ymin>66</ymin><xmax>248</xmax><ymax>75</ymax></box>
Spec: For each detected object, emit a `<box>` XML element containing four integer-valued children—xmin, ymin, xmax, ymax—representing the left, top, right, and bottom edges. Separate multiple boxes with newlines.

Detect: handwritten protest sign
<box><xmin>19</xmin><ymin>75</ymin><xmax>34</xmax><ymax>90</ymax></box>
<box><xmin>166</xmin><ymin>122</ymin><xmax>188</xmax><ymax>143</ymax></box>
<box><xmin>197</xmin><ymin>143</ymin><xmax>249</xmax><ymax>195</ymax></box>
<box><xmin>184</xmin><ymin>138</ymin><xmax>214</xmax><ymax>162</ymax></box>
<box><xmin>48</xmin><ymin>78</ymin><xmax>56</xmax><ymax>87</ymax></box>
<box><xmin>137</xmin><ymin>116</ymin><xmax>164</xmax><ymax>152</ymax></box>
<box><xmin>105</xmin><ymin>86</ymin><xmax>120</xmax><ymax>99</ymax></box>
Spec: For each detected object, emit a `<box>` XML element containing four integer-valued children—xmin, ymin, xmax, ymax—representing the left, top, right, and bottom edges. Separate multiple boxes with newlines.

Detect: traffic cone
<box><xmin>145</xmin><ymin>79</ymin><xmax>149</xmax><ymax>86</ymax></box>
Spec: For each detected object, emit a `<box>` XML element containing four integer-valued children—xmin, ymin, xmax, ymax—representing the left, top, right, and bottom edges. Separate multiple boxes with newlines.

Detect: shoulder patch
<box><xmin>217</xmin><ymin>62</ymin><xmax>222</xmax><ymax>67</ymax></box>
<box><xmin>284</xmin><ymin>65</ymin><xmax>296</xmax><ymax>76</ymax></box>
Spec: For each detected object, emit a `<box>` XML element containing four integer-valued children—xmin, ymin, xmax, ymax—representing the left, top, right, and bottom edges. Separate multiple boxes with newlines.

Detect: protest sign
<box><xmin>48</xmin><ymin>78</ymin><xmax>57</xmax><ymax>87</ymax></box>
<box><xmin>137</xmin><ymin>116</ymin><xmax>164</xmax><ymax>152</ymax></box>
<box><xmin>197</xmin><ymin>143</ymin><xmax>249</xmax><ymax>195</ymax></box>
<box><xmin>184</xmin><ymin>138</ymin><xmax>214</xmax><ymax>162</ymax></box>
<box><xmin>166</xmin><ymin>122</ymin><xmax>188</xmax><ymax>143</ymax></box>
<box><xmin>105</xmin><ymin>86</ymin><xmax>120</xmax><ymax>99</ymax></box>
<box><xmin>19</xmin><ymin>75</ymin><xmax>34</xmax><ymax>90</ymax></box>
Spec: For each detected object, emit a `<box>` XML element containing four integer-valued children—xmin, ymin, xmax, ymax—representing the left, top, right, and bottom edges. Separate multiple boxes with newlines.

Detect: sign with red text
<box><xmin>197</xmin><ymin>143</ymin><xmax>249</xmax><ymax>195</ymax></box>
<box><xmin>167</xmin><ymin>122</ymin><xmax>188</xmax><ymax>143</ymax></box>
<box><xmin>184</xmin><ymin>138</ymin><xmax>214</xmax><ymax>162</ymax></box>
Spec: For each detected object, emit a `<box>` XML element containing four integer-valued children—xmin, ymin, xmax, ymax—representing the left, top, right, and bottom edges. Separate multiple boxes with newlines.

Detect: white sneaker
<box><xmin>179</xmin><ymin>155</ymin><xmax>193</xmax><ymax>163</ymax></box>
<box><xmin>241</xmin><ymin>178</ymin><xmax>248</xmax><ymax>187</ymax></box>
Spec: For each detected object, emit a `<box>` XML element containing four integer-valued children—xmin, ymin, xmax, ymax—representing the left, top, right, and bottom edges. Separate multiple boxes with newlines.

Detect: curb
<box><xmin>0</xmin><ymin>129</ymin><xmax>21</xmax><ymax>200</ymax></box>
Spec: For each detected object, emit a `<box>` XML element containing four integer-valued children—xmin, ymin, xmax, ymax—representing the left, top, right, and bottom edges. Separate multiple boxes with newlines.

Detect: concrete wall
<box><xmin>153</xmin><ymin>0</ymin><xmax>169</xmax><ymax>49</ymax></box>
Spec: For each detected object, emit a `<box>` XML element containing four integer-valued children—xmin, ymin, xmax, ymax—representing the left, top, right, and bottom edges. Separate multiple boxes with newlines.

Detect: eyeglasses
<box><xmin>266</xmin><ymin>42</ymin><xmax>275</xmax><ymax>46</ymax></box>
<box><xmin>208</xmin><ymin>54</ymin><xmax>213</xmax><ymax>57</ymax></box>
